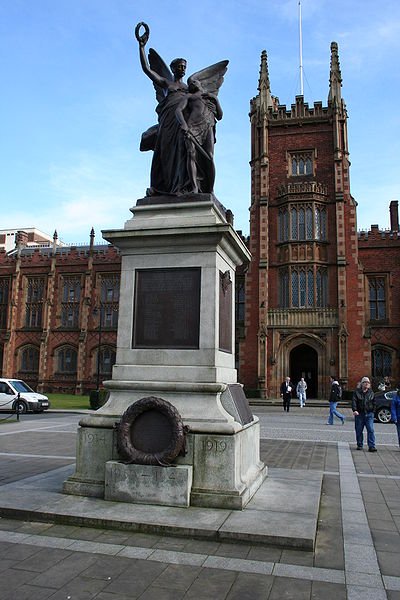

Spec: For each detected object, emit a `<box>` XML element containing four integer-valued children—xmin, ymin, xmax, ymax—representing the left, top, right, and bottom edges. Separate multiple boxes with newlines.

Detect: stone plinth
<box><xmin>104</xmin><ymin>462</ymin><xmax>193</xmax><ymax>508</ymax></box>
<box><xmin>64</xmin><ymin>196</ymin><xmax>267</xmax><ymax>509</ymax></box>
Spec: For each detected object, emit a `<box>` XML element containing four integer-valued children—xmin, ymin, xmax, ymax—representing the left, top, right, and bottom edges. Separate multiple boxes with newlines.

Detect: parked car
<box><xmin>0</xmin><ymin>379</ymin><xmax>50</xmax><ymax>413</ymax></box>
<box><xmin>374</xmin><ymin>390</ymin><xmax>396</xmax><ymax>424</ymax></box>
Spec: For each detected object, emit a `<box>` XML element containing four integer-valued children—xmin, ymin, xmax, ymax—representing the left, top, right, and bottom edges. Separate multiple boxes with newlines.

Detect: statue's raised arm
<box><xmin>135</xmin><ymin>23</ymin><xmax>174</xmax><ymax>101</ymax></box>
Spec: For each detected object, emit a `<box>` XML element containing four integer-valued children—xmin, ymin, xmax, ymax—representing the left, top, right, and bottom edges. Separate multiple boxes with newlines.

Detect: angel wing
<box><xmin>148</xmin><ymin>48</ymin><xmax>173</xmax><ymax>104</ymax></box>
<box><xmin>189</xmin><ymin>60</ymin><xmax>229</xmax><ymax>96</ymax></box>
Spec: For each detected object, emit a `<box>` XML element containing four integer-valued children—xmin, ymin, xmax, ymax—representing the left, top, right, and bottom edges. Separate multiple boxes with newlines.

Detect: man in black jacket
<box><xmin>352</xmin><ymin>376</ymin><xmax>377</xmax><ymax>452</ymax></box>
<box><xmin>280</xmin><ymin>377</ymin><xmax>293</xmax><ymax>412</ymax></box>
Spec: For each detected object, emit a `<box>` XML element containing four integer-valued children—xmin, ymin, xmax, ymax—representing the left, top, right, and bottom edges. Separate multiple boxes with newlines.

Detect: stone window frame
<box><xmin>279</xmin><ymin>266</ymin><xmax>328</xmax><ymax>308</ymax></box>
<box><xmin>372</xmin><ymin>346</ymin><xmax>393</xmax><ymax>379</ymax></box>
<box><xmin>25</xmin><ymin>276</ymin><xmax>45</xmax><ymax>329</ymax></box>
<box><xmin>287</xmin><ymin>149</ymin><xmax>316</xmax><ymax>177</ymax></box>
<box><xmin>19</xmin><ymin>344</ymin><xmax>40</xmax><ymax>374</ymax></box>
<box><xmin>367</xmin><ymin>275</ymin><xmax>388</xmax><ymax>322</ymax></box>
<box><xmin>97</xmin><ymin>273</ymin><xmax>120</xmax><ymax>330</ymax></box>
<box><xmin>55</xmin><ymin>344</ymin><xmax>78</xmax><ymax>375</ymax></box>
<box><xmin>95</xmin><ymin>344</ymin><xmax>116</xmax><ymax>378</ymax></box>
<box><xmin>278</xmin><ymin>203</ymin><xmax>327</xmax><ymax>242</ymax></box>
<box><xmin>0</xmin><ymin>277</ymin><xmax>10</xmax><ymax>330</ymax></box>
<box><xmin>60</xmin><ymin>275</ymin><xmax>82</xmax><ymax>329</ymax></box>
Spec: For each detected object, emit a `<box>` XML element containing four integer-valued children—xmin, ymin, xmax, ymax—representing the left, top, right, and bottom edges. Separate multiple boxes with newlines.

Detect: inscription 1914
<box><xmin>132</xmin><ymin>267</ymin><xmax>201</xmax><ymax>349</ymax></box>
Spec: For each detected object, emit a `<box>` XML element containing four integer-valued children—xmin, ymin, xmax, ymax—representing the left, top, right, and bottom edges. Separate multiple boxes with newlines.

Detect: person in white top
<box><xmin>296</xmin><ymin>377</ymin><xmax>307</xmax><ymax>408</ymax></box>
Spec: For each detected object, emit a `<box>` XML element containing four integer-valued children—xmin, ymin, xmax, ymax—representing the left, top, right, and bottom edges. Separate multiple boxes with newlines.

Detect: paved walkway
<box><xmin>0</xmin><ymin>410</ymin><xmax>399</xmax><ymax>599</ymax></box>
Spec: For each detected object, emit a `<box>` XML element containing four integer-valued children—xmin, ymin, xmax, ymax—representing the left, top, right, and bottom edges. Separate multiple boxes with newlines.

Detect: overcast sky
<box><xmin>2</xmin><ymin>0</ymin><xmax>399</xmax><ymax>244</ymax></box>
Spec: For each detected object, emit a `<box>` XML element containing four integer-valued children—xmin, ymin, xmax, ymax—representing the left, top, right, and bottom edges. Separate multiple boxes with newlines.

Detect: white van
<box><xmin>0</xmin><ymin>379</ymin><xmax>50</xmax><ymax>413</ymax></box>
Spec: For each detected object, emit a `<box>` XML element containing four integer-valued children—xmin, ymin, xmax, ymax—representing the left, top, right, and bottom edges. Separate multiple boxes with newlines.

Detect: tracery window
<box><xmin>20</xmin><ymin>346</ymin><xmax>39</xmax><ymax>373</ymax></box>
<box><xmin>290</xmin><ymin>151</ymin><xmax>313</xmax><ymax>176</ymax></box>
<box><xmin>99</xmin><ymin>274</ymin><xmax>120</xmax><ymax>329</ymax></box>
<box><xmin>372</xmin><ymin>348</ymin><xmax>392</xmax><ymax>378</ymax></box>
<box><xmin>56</xmin><ymin>346</ymin><xmax>77</xmax><ymax>374</ymax></box>
<box><xmin>279</xmin><ymin>267</ymin><xmax>328</xmax><ymax>308</ymax></box>
<box><xmin>279</xmin><ymin>204</ymin><xmax>326</xmax><ymax>242</ymax></box>
<box><xmin>368</xmin><ymin>277</ymin><xmax>386</xmax><ymax>321</ymax></box>
<box><xmin>0</xmin><ymin>278</ymin><xmax>10</xmax><ymax>329</ymax></box>
<box><xmin>97</xmin><ymin>346</ymin><xmax>116</xmax><ymax>377</ymax></box>
<box><xmin>61</xmin><ymin>276</ymin><xmax>81</xmax><ymax>328</ymax></box>
<box><xmin>25</xmin><ymin>277</ymin><xmax>45</xmax><ymax>328</ymax></box>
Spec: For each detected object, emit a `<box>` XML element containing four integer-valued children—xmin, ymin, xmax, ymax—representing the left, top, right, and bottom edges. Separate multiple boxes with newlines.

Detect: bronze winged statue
<box><xmin>135</xmin><ymin>22</ymin><xmax>228</xmax><ymax>197</ymax></box>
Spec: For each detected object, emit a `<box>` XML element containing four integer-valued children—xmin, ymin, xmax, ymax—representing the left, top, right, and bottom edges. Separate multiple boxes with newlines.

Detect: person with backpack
<box><xmin>352</xmin><ymin>376</ymin><xmax>377</xmax><ymax>452</ymax></box>
<box><xmin>326</xmin><ymin>375</ymin><xmax>345</xmax><ymax>425</ymax></box>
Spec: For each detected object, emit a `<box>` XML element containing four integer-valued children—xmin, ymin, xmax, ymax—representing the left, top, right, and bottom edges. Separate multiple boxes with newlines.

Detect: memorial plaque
<box><xmin>219</xmin><ymin>270</ymin><xmax>232</xmax><ymax>353</ymax></box>
<box><xmin>133</xmin><ymin>268</ymin><xmax>201</xmax><ymax>348</ymax></box>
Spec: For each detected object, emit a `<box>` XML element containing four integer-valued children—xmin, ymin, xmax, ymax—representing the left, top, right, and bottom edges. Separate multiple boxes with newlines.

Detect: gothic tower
<box><xmin>240</xmin><ymin>43</ymin><xmax>371</xmax><ymax>399</ymax></box>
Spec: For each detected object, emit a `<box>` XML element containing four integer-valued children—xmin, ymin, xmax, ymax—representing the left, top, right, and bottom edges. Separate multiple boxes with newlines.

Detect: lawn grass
<box><xmin>47</xmin><ymin>393</ymin><xmax>90</xmax><ymax>410</ymax></box>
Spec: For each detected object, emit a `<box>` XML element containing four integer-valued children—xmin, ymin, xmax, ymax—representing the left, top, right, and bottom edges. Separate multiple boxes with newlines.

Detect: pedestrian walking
<box><xmin>327</xmin><ymin>376</ymin><xmax>345</xmax><ymax>425</ymax></box>
<box><xmin>352</xmin><ymin>376</ymin><xmax>377</xmax><ymax>452</ymax></box>
<box><xmin>280</xmin><ymin>376</ymin><xmax>293</xmax><ymax>412</ymax></box>
<box><xmin>390</xmin><ymin>384</ymin><xmax>400</xmax><ymax>449</ymax></box>
<box><xmin>296</xmin><ymin>377</ymin><xmax>307</xmax><ymax>407</ymax></box>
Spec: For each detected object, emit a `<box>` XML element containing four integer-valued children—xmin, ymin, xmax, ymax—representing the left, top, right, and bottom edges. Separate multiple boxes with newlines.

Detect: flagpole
<box><xmin>299</xmin><ymin>0</ymin><xmax>304</xmax><ymax>96</ymax></box>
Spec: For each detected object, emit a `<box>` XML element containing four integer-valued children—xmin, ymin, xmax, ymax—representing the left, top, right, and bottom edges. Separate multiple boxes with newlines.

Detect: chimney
<box><xmin>389</xmin><ymin>200</ymin><xmax>399</xmax><ymax>232</ymax></box>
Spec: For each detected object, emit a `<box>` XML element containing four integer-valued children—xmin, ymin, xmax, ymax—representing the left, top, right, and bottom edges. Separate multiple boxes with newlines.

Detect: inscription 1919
<box><xmin>132</xmin><ymin>268</ymin><xmax>201</xmax><ymax>349</ymax></box>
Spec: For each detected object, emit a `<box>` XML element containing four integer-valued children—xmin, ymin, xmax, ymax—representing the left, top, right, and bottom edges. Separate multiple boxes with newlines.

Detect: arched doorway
<box><xmin>290</xmin><ymin>344</ymin><xmax>318</xmax><ymax>398</ymax></box>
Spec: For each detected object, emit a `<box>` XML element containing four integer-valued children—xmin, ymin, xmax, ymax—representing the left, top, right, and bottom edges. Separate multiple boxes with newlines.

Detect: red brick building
<box><xmin>239</xmin><ymin>42</ymin><xmax>400</xmax><ymax>399</ymax></box>
<box><xmin>0</xmin><ymin>230</ymin><xmax>120</xmax><ymax>394</ymax></box>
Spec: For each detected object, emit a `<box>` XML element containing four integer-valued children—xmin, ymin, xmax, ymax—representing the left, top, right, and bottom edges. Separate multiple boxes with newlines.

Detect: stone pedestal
<box><xmin>64</xmin><ymin>195</ymin><xmax>267</xmax><ymax>508</ymax></box>
<box><xmin>105</xmin><ymin>463</ymin><xmax>193</xmax><ymax>507</ymax></box>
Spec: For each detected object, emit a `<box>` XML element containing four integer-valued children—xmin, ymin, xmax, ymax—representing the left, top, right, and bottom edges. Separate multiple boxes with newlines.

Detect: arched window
<box><xmin>369</xmin><ymin>278</ymin><xmax>386</xmax><ymax>321</ymax></box>
<box><xmin>97</xmin><ymin>346</ymin><xmax>116</xmax><ymax>377</ymax></box>
<box><xmin>372</xmin><ymin>348</ymin><xmax>392</xmax><ymax>378</ymax></box>
<box><xmin>56</xmin><ymin>346</ymin><xmax>77</xmax><ymax>374</ymax></box>
<box><xmin>20</xmin><ymin>346</ymin><xmax>39</xmax><ymax>373</ymax></box>
<box><xmin>0</xmin><ymin>278</ymin><xmax>10</xmax><ymax>330</ymax></box>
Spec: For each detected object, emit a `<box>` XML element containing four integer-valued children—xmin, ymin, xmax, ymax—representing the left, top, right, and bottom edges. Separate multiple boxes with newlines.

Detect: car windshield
<box><xmin>10</xmin><ymin>380</ymin><xmax>34</xmax><ymax>393</ymax></box>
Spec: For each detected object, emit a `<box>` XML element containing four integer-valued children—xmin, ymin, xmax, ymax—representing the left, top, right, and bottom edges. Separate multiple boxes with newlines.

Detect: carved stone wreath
<box><xmin>117</xmin><ymin>396</ymin><xmax>187</xmax><ymax>466</ymax></box>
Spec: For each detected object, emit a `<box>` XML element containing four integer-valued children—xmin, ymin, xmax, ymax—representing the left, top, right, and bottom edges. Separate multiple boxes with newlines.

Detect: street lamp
<box><xmin>93</xmin><ymin>304</ymin><xmax>103</xmax><ymax>394</ymax></box>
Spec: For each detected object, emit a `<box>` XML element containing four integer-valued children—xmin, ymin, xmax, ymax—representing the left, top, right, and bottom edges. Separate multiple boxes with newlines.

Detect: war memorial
<box><xmin>0</xmin><ymin>23</ymin><xmax>322</xmax><ymax>553</ymax></box>
<box><xmin>63</xmin><ymin>22</ymin><xmax>268</xmax><ymax>511</ymax></box>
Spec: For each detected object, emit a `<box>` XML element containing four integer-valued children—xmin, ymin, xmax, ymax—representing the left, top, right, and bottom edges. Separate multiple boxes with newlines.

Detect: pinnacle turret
<box><xmin>258</xmin><ymin>50</ymin><xmax>274</xmax><ymax>111</ymax></box>
<box><xmin>328</xmin><ymin>41</ymin><xmax>342</xmax><ymax>105</ymax></box>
